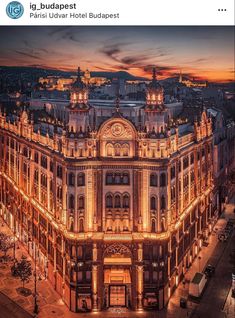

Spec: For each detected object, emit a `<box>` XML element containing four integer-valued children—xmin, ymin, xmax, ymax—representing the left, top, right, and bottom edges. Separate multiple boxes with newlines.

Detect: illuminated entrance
<box><xmin>103</xmin><ymin>244</ymin><xmax>132</xmax><ymax>308</ymax></box>
<box><xmin>109</xmin><ymin>285</ymin><xmax>126</xmax><ymax>306</ymax></box>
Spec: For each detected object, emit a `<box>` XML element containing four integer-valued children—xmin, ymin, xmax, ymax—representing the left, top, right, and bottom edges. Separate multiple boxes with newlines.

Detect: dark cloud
<box><xmin>14</xmin><ymin>50</ymin><xmax>41</xmax><ymax>60</ymax></box>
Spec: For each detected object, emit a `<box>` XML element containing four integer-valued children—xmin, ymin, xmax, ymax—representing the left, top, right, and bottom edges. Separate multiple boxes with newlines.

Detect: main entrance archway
<box><xmin>103</xmin><ymin>244</ymin><xmax>132</xmax><ymax>308</ymax></box>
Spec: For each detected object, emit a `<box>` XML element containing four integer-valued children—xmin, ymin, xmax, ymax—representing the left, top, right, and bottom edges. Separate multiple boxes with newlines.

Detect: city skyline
<box><xmin>0</xmin><ymin>26</ymin><xmax>234</xmax><ymax>82</ymax></box>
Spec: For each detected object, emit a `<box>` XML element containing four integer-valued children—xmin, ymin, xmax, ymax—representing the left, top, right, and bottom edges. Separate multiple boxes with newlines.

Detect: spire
<box><xmin>149</xmin><ymin>67</ymin><xmax>161</xmax><ymax>89</ymax></box>
<box><xmin>152</xmin><ymin>67</ymin><xmax>157</xmax><ymax>81</ymax></box>
<box><xmin>115</xmin><ymin>80</ymin><xmax>120</xmax><ymax>113</ymax></box>
<box><xmin>179</xmin><ymin>70</ymin><xmax>182</xmax><ymax>83</ymax></box>
<box><xmin>77</xmin><ymin>66</ymin><xmax>82</xmax><ymax>82</ymax></box>
<box><xmin>115</xmin><ymin>96</ymin><xmax>120</xmax><ymax>113</ymax></box>
<box><xmin>72</xmin><ymin>66</ymin><xmax>86</xmax><ymax>89</ymax></box>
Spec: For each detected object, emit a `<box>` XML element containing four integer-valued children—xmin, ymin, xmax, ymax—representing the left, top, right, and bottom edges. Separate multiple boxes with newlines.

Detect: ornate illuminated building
<box><xmin>0</xmin><ymin>68</ymin><xmax>215</xmax><ymax>312</ymax></box>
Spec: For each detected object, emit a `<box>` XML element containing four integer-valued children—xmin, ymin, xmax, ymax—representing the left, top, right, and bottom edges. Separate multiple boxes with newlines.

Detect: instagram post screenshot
<box><xmin>0</xmin><ymin>1</ymin><xmax>234</xmax><ymax>318</ymax></box>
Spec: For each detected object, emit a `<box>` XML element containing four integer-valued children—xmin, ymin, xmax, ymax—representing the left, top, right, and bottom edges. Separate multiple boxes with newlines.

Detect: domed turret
<box><xmin>67</xmin><ymin>67</ymin><xmax>90</xmax><ymax>134</ymax></box>
<box><xmin>69</xmin><ymin>67</ymin><xmax>89</xmax><ymax>109</ymax></box>
<box><xmin>144</xmin><ymin>68</ymin><xmax>167</xmax><ymax>134</ymax></box>
<box><xmin>145</xmin><ymin>68</ymin><xmax>164</xmax><ymax>111</ymax></box>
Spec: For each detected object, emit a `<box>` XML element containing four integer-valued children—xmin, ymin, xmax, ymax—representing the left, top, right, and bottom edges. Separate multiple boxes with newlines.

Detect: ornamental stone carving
<box><xmin>104</xmin><ymin>243</ymin><xmax>131</xmax><ymax>257</ymax></box>
<box><xmin>102</xmin><ymin>122</ymin><xmax>133</xmax><ymax>140</ymax></box>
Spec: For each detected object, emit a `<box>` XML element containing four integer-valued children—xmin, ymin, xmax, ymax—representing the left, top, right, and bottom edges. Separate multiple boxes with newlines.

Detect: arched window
<box><xmin>123</xmin><ymin>193</ymin><xmax>130</xmax><ymax>208</ymax></box>
<box><xmin>150</xmin><ymin>173</ymin><xmax>158</xmax><ymax>187</ymax></box>
<box><xmin>114</xmin><ymin>172</ymin><xmax>121</xmax><ymax>184</ymax></box>
<box><xmin>160</xmin><ymin>173</ymin><xmax>166</xmax><ymax>187</ymax></box>
<box><xmin>123</xmin><ymin>172</ymin><xmax>129</xmax><ymax>185</ymax></box>
<box><xmin>106</xmin><ymin>173</ymin><xmax>113</xmax><ymax>185</ymax></box>
<box><xmin>79</xmin><ymin>219</ymin><xmax>84</xmax><ymax>232</ymax></box>
<box><xmin>170</xmin><ymin>166</ymin><xmax>176</xmax><ymax>180</ymax></box>
<box><xmin>23</xmin><ymin>147</ymin><xmax>28</xmax><ymax>157</ymax></box>
<box><xmin>77</xmin><ymin>173</ymin><xmax>85</xmax><ymax>186</ymax></box>
<box><xmin>114</xmin><ymin>194</ymin><xmax>121</xmax><ymax>208</ymax></box>
<box><xmin>114</xmin><ymin>144</ymin><xmax>121</xmax><ymax>156</ymax></box>
<box><xmin>78</xmin><ymin>196</ymin><xmax>85</xmax><ymax>209</ymax></box>
<box><xmin>122</xmin><ymin>144</ymin><xmax>129</xmax><ymax>156</ymax></box>
<box><xmin>151</xmin><ymin>219</ymin><xmax>156</xmax><ymax>233</ymax></box>
<box><xmin>69</xmin><ymin>194</ymin><xmax>75</xmax><ymax>209</ymax></box>
<box><xmin>68</xmin><ymin>172</ymin><xmax>75</xmax><ymax>186</ymax></box>
<box><xmin>107</xmin><ymin>144</ymin><xmax>114</xmax><ymax>157</ymax></box>
<box><xmin>151</xmin><ymin>196</ymin><xmax>157</xmax><ymax>210</ymax></box>
<box><xmin>160</xmin><ymin>195</ymin><xmax>166</xmax><ymax>210</ymax></box>
<box><xmin>77</xmin><ymin>246</ymin><xmax>83</xmax><ymax>259</ymax></box>
<box><xmin>106</xmin><ymin>194</ymin><xmax>113</xmax><ymax>208</ymax></box>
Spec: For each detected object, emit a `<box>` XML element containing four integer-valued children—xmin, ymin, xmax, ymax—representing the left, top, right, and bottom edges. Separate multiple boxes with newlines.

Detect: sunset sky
<box><xmin>0</xmin><ymin>26</ymin><xmax>234</xmax><ymax>82</ymax></box>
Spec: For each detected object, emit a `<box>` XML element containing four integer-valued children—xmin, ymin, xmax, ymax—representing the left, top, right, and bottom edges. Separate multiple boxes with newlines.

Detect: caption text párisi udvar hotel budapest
<box><xmin>29</xmin><ymin>2</ymin><xmax>120</xmax><ymax>19</ymax></box>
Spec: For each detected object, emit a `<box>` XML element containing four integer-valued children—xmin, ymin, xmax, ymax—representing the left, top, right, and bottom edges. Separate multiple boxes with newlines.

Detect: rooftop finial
<box><xmin>115</xmin><ymin>80</ymin><xmax>120</xmax><ymax>112</ymax></box>
<box><xmin>152</xmin><ymin>67</ymin><xmax>157</xmax><ymax>81</ymax></box>
<box><xmin>77</xmin><ymin>66</ymin><xmax>82</xmax><ymax>81</ymax></box>
<box><xmin>115</xmin><ymin>96</ymin><xmax>120</xmax><ymax>113</ymax></box>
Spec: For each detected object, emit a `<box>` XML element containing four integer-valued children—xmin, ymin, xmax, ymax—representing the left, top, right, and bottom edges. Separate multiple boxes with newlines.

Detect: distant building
<box><xmin>179</xmin><ymin>71</ymin><xmax>207</xmax><ymax>88</ymax></box>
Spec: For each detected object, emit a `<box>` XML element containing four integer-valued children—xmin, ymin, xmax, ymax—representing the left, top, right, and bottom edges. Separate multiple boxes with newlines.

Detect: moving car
<box><xmin>204</xmin><ymin>264</ymin><xmax>215</xmax><ymax>277</ymax></box>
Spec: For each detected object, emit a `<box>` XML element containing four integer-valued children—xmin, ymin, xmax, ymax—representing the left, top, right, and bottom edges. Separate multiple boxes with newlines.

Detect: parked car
<box><xmin>204</xmin><ymin>264</ymin><xmax>215</xmax><ymax>277</ymax></box>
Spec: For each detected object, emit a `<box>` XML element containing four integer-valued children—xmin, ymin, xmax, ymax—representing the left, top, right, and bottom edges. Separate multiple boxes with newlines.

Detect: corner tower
<box><xmin>67</xmin><ymin>67</ymin><xmax>90</xmax><ymax>133</ymax></box>
<box><xmin>144</xmin><ymin>68</ymin><xmax>167</xmax><ymax>134</ymax></box>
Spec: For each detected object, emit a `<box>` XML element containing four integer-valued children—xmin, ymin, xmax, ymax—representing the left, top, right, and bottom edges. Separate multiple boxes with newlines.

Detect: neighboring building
<box><xmin>208</xmin><ymin>108</ymin><xmax>235</xmax><ymax>213</ymax></box>
<box><xmin>0</xmin><ymin>68</ymin><xmax>218</xmax><ymax>313</ymax></box>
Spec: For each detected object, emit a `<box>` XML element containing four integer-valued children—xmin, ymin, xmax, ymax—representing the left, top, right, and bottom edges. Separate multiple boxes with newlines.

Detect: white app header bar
<box><xmin>0</xmin><ymin>0</ymin><xmax>234</xmax><ymax>25</ymax></box>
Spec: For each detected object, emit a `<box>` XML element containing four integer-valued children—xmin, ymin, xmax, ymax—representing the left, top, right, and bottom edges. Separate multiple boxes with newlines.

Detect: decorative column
<box><xmin>86</xmin><ymin>169</ymin><xmax>94</xmax><ymax>232</ymax></box>
<box><xmin>92</xmin><ymin>264</ymin><xmax>98</xmax><ymax>311</ymax></box>
<box><xmin>136</xmin><ymin>243</ymin><xmax>143</xmax><ymax>311</ymax></box>
<box><xmin>141</xmin><ymin>170</ymin><xmax>149</xmax><ymax>232</ymax></box>
<box><xmin>136</xmin><ymin>265</ymin><xmax>143</xmax><ymax>311</ymax></box>
<box><xmin>92</xmin><ymin>243</ymin><xmax>98</xmax><ymax>311</ymax></box>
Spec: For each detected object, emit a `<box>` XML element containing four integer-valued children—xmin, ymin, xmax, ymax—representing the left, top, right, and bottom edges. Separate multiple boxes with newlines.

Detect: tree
<box><xmin>0</xmin><ymin>232</ymin><xmax>13</xmax><ymax>259</ymax></box>
<box><xmin>12</xmin><ymin>255</ymin><xmax>32</xmax><ymax>288</ymax></box>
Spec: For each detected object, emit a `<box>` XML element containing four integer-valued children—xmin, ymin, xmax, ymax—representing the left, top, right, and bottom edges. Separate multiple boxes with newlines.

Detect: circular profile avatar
<box><xmin>6</xmin><ymin>1</ymin><xmax>24</xmax><ymax>19</ymax></box>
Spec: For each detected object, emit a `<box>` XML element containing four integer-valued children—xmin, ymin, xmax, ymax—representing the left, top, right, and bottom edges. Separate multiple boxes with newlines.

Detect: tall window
<box><xmin>114</xmin><ymin>144</ymin><xmax>121</xmax><ymax>156</ymax></box>
<box><xmin>114</xmin><ymin>194</ymin><xmax>121</xmax><ymax>208</ymax></box>
<box><xmin>170</xmin><ymin>166</ymin><xmax>176</xmax><ymax>180</ymax></box>
<box><xmin>106</xmin><ymin>173</ymin><xmax>113</xmax><ymax>185</ymax></box>
<box><xmin>68</xmin><ymin>172</ymin><xmax>75</xmax><ymax>186</ymax></box>
<box><xmin>107</xmin><ymin>144</ymin><xmax>114</xmax><ymax>157</ymax></box>
<box><xmin>57</xmin><ymin>165</ymin><xmax>63</xmax><ymax>179</ymax></box>
<box><xmin>160</xmin><ymin>173</ymin><xmax>166</xmax><ymax>187</ymax></box>
<box><xmin>69</xmin><ymin>194</ymin><xmax>75</xmax><ymax>209</ymax></box>
<box><xmin>106</xmin><ymin>194</ymin><xmax>113</xmax><ymax>208</ymax></box>
<box><xmin>151</xmin><ymin>219</ymin><xmax>156</xmax><ymax>233</ymax></box>
<box><xmin>79</xmin><ymin>219</ymin><xmax>84</xmax><ymax>232</ymax></box>
<box><xmin>160</xmin><ymin>195</ymin><xmax>166</xmax><ymax>210</ymax></box>
<box><xmin>78</xmin><ymin>196</ymin><xmax>85</xmax><ymax>209</ymax></box>
<box><xmin>41</xmin><ymin>155</ymin><xmax>47</xmax><ymax>169</ymax></box>
<box><xmin>123</xmin><ymin>172</ymin><xmax>129</xmax><ymax>184</ymax></box>
<box><xmin>150</xmin><ymin>196</ymin><xmax>157</xmax><ymax>210</ymax></box>
<box><xmin>150</xmin><ymin>173</ymin><xmax>158</xmax><ymax>187</ymax></box>
<box><xmin>123</xmin><ymin>193</ymin><xmax>130</xmax><ymax>208</ymax></box>
<box><xmin>114</xmin><ymin>173</ymin><xmax>121</xmax><ymax>184</ymax></box>
<box><xmin>122</xmin><ymin>144</ymin><xmax>129</xmax><ymax>156</ymax></box>
<box><xmin>77</xmin><ymin>173</ymin><xmax>85</xmax><ymax>186</ymax></box>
